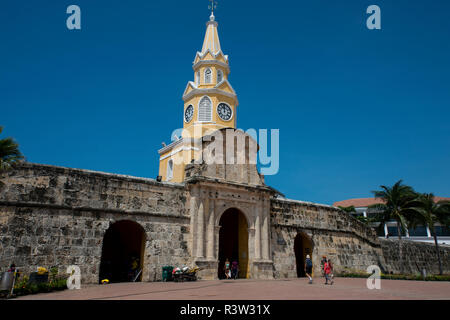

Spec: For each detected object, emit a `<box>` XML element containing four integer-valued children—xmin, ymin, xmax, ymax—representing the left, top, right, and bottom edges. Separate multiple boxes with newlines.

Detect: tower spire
<box><xmin>202</xmin><ymin>1</ymin><xmax>221</xmax><ymax>54</ymax></box>
<box><xmin>208</xmin><ymin>0</ymin><xmax>217</xmax><ymax>20</ymax></box>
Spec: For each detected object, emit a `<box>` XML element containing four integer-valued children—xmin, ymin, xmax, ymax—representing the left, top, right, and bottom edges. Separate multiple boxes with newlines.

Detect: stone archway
<box><xmin>294</xmin><ymin>232</ymin><xmax>314</xmax><ymax>277</ymax></box>
<box><xmin>99</xmin><ymin>220</ymin><xmax>146</xmax><ymax>283</ymax></box>
<box><xmin>217</xmin><ymin>208</ymin><xmax>249</xmax><ymax>279</ymax></box>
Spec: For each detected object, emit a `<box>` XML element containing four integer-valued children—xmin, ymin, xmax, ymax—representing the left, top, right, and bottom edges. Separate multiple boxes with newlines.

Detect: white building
<box><xmin>333</xmin><ymin>197</ymin><xmax>450</xmax><ymax>245</ymax></box>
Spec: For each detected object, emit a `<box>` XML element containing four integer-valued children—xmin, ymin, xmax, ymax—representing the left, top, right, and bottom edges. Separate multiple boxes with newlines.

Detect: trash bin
<box><xmin>162</xmin><ymin>266</ymin><xmax>174</xmax><ymax>282</ymax></box>
<box><xmin>0</xmin><ymin>272</ymin><xmax>15</xmax><ymax>292</ymax></box>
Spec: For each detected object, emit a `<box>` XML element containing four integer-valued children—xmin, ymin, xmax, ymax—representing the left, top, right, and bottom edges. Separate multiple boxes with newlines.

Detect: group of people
<box><xmin>223</xmin><ymin>258</ymin><xmax>239</xmax><ymax>279</ymax></box>
<box><xmin>304</xmin><ymin>255</ymin><xmax>334</xmax><ymax>285</ymax></box>
<box><xmin>222</xmin><ymin>255</ymin><xmax>333</xmax><ymax>283</ymax></box>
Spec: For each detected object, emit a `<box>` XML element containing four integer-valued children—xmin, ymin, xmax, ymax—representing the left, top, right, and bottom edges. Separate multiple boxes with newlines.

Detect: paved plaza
<box><xmin>14</xmin><ymin>277</ymin><xmax>450</xmax><ymax>300</ymax></box>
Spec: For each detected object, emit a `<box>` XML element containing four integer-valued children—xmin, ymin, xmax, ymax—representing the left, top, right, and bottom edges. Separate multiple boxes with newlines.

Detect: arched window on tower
<box><xmin>198</xmin><ymin>96</ymin><xmax>212</xmax><ymax>122</ymax></box>
<box><xmin>167</xmin><ymin>159</ymin><xmax>174</xmax><ymax>181</ymax></box>
<box><xmin>205</xmin><ymin>68</ymin><xmax>212</xmax><ymax>84</ymax></box>
<box><xmin>196</xmin><ymin>71</ymin><xmax>200</xmax><ymax>85</ymax></box>
<box><xmin>217</xmin><ymin>69</ymin><xmax>223</xmax><ymax>83</ymax></box>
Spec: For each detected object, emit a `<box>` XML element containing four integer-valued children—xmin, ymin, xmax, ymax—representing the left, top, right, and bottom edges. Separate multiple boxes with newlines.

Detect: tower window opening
<box><xmin>205</xmin><ymin>68</ymin><xmax>212</xmax><ymax>84</ymax></box>
<box><xmin>217</xmin><ymin>69</ymin><xmax>223</xmax><ymax>83</ymax></box>
<box><xmin>196</xmin><ymin>71</ymin><xmax>200</xmax><ymax>85</ymax></box>
<box><xmin>198</xmin><ymin>96</ymin><xmax>212</xmax><ymax>122</ymax></box>
<box><xmin>167</xmin><ymin>159</ymin><xmax>174</xmax><ymax>180</ymax></box>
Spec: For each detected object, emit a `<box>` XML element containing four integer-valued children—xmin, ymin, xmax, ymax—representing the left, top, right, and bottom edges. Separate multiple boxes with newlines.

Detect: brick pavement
<box><xmin>13</xmin><ymin>277</ymin><xmax>450</xmax><ymax>300</ymax></box>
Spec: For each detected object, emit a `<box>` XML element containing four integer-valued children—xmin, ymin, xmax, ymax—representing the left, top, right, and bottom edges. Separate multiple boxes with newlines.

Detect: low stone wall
<box><xmin>270</xmin><ymin>198</ymin><xmax>383</xmax><ymax>277</ymax></box>
<box><xmin>0</xmin><ymin>163</ymin><xmax>192</xmax><ymax>283</ymax></box>
<box><xmin>270</xmin><ymin>198</ymin><xmax>450</xmax><ymax>277</ymax></box>
<box><xmin>380</xmin><ymin>239</ymin><xmax>450</xmax><ymax>275</ymax></box>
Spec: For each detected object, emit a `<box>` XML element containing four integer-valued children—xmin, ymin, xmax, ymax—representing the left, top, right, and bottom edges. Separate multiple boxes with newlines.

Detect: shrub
<box><xmin>50</xmin><ymin>266</ymin><xmax>58</xmax><ymax>280</ymax></box>
<box><xmin>29</xmin><ymin>284</ymin><xmax>39</xmax><ymax>294</ymax></box>
<box><xmin>336</xmin><ymin>272</ymin><xmax>450</xmax><ymax>281</ymax></box>
<box><xmin>50</xmin><ymin>277</ymin><xmax>68</xmax><ymax>291</ymax></box>
<box><xmin>12</xmin><ymin>268</ymin><xmax>69</xmax><ymax>297</ymax></box>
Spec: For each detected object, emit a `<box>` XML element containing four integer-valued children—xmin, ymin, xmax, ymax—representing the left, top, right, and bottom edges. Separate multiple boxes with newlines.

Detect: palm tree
<box><xmin>369</xmin><ymin>180</ymin><xmax>417</xmax><ymax>240</ymax></box>
<box><xmin>406</xmin><ymin>193</ymin><xmax>450</xmax><ymax>275</ymax></box>
<box><xmin>0</xmin><ymin>126</ymin><xmax>24</xmax><ymax>172</ymax></box>
<box><xmin>369</xmin><ymin>180</ymin><xmax>417</xmax><ymax>274</ymax></box>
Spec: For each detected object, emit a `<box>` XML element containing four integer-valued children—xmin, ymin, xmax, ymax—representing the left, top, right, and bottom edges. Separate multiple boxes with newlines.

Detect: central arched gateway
<box><xmin>99</xmin><ymin>220</ymin><xmax>146</xmax><ymax>283</ymax></box>
<box><xmin>218</xmin><ymin>208</ymin><xmax>249</xmax><ymax>279</ymax></box>
<box><xmin>294</xmin><ymin>232</ymin><xmax>314</xmax><ymax>277</ymax></box>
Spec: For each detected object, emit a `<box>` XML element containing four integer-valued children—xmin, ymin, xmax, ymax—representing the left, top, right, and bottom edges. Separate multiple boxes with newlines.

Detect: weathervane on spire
<box><xmin>208</xmin><ymin>0</ymin><xmax>218</xmax><ymax>16</ymax></box>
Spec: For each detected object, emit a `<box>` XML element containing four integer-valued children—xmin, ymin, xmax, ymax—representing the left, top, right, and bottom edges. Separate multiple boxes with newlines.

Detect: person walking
<box><xmin>324</xmin><ymin>258</ymin><xmax>334</xmax><ymax>285</ymax></box>
<box><xmin>224</xmin><ymin>258</ymin><xmax>231</xmax><ymax>279</ymax></box>
<box><xmin>304</xmin><ymin>255</ymin><xmax>313</xmax><ymax>284</ymax></box>
<box><xmin>328</xmin><ymin>259</ymin><xmax>334</xmax><ymax>285</ymax></box>
<box><xmin>231</xmin><ymin>260</ymin><xmax>239</xmax><ymax>279</ymax></box>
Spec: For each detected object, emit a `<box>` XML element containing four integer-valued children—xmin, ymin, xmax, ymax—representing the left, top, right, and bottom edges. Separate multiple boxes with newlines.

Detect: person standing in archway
<box><xmin>304</xmin><ymin>255</ymin><xmax>313</xmax><ymax>284</ymax></box>
<box><xmin>224</xmin><ymin>258</ymin><xmax>231</xmax><ymax>279</ymax></box>
<box><xmin>231</xmin><ymin>259</ymin><xmax>239</xmax><ymax>279</ymax></box>
<box><xmin>129</xmin><ymin>255</ymin><xmax>140</xmax><ymax>281</ymax></box>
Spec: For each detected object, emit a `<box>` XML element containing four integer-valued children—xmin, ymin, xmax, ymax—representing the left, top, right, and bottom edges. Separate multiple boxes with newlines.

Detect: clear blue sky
<box><xmin>1</xmin><ymin>0</ymin><xmax>449</xmax><ymax>205</ymax></box>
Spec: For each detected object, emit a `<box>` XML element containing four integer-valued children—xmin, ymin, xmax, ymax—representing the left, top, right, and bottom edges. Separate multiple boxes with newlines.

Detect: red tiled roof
<box><xmin>333</xmin><ymin>196</ymin><xmax>450</xmax><ymax>208</ymax></box>
<box><xmin>434</xmin><ymin>196</ymin><xmax>450</xmax><ymax>203</ymax></box>
<box><xmin>333</xmin><ymin>198</ymin><xmax>384</xmax><ymax>208</ymax></box>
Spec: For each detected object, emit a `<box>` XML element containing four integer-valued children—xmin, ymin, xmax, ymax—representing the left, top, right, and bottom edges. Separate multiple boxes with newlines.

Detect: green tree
<box><xmin>369</xmin><ymin>180</ymin><xmax>417</xmax><ymax>274</ymax></box>
<box><xmin>354</xmin><ymin>215</ymin><xmax>371</xmax><ymax>225</ymax></box>
<box><xmin>406</xmin><ymin>193</ymin><xmax>450</xmax><ymax>275</ymax></box>
<box><xmin>369</xmin><ymin>180</ymin><xmax>417</xmax><ymax>240</ymax></box>
<box><xmin>338</xmin><ymin>205</ymin><xmax>356</xmax><ymax>213</ymax></box>
<box><xmin>0</xmin><ymin>126</ymin><xmax>24</xmax><ymax>172</ymax></box>
<box><xmin>338</xmin><ymin>205</ymin><xmax>371</xmax><ymax>225</ymax></box>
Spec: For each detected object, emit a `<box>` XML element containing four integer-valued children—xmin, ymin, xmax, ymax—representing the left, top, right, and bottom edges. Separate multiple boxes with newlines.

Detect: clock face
<box><xmin>184</xmin><ymin>105</ymin><xmax>194</xmax><ymax>123</ymax></box>
<box><xmin>217</xmin><ymin>103</ymin><xmax>232</xmax><ymax>121</ymax></box>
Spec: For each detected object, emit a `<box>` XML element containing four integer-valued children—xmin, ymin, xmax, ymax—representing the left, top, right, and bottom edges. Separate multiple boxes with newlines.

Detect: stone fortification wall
<box><xmin>0</xmin><ymin>163</ymin><xmax>191</xmax><ymax>283</ymax></box>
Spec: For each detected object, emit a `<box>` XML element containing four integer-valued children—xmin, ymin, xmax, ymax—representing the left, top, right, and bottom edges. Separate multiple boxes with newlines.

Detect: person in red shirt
<box><xmin>324</xmin><ymin>259</ymin><xmax>334</xmax><ymax>285</ymax></box>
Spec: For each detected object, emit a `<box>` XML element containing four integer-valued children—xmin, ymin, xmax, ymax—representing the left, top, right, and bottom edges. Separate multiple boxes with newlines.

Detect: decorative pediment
<box><xmin>193</xmin><ymin>49</ymin><xmax>229</xmax><ymax>65</ymax></box>
<box><xmin>182</xmin><ymin>81</ymin><xmax>198</xmax><ymax>97</ymax></box>
<box><xmin>215</xmin><ymin>79</ymin><xmax>236</xmax><ymax>95</ymax></box>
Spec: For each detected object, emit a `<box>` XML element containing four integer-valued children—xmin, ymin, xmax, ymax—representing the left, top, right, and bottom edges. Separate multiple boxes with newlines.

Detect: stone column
<box><xmin>214</xmin><ymin>225</ymin><xmax>221</xmax><ymax>259</ymax></box>
<box><xmin>189</xmin><ymin>188</ymin><xmax>199</xmax><ymax>258</ymax></box>
<box><xmin>261</xmin><ymin>200</ymin><xmax>270</xmax><ymax>260</ymax></box>
<box><xmin>196</xmin><ymin>199</ymin><xmax>205</xmax><ymax>259</ymax></box>
<box><xmin>206</xmin><ymin>199</ymin><xmax>215</xmax><ymax>259</ymax></box>
<box><xmin>254</xmin><ymin>204</ymin><xmax>261</xmax><ymax>260</ymax></box>
<box><xmin>247</xmin><ymin>227</ymin><xmax>256</xmax><ymax>276</ymax></box>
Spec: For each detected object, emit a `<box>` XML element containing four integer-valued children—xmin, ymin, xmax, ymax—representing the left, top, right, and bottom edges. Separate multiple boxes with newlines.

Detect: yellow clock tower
<box><xmin>158</xmin><ymin>10</ymin><xmax>238</xmax><ymax>183</ymax></box>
